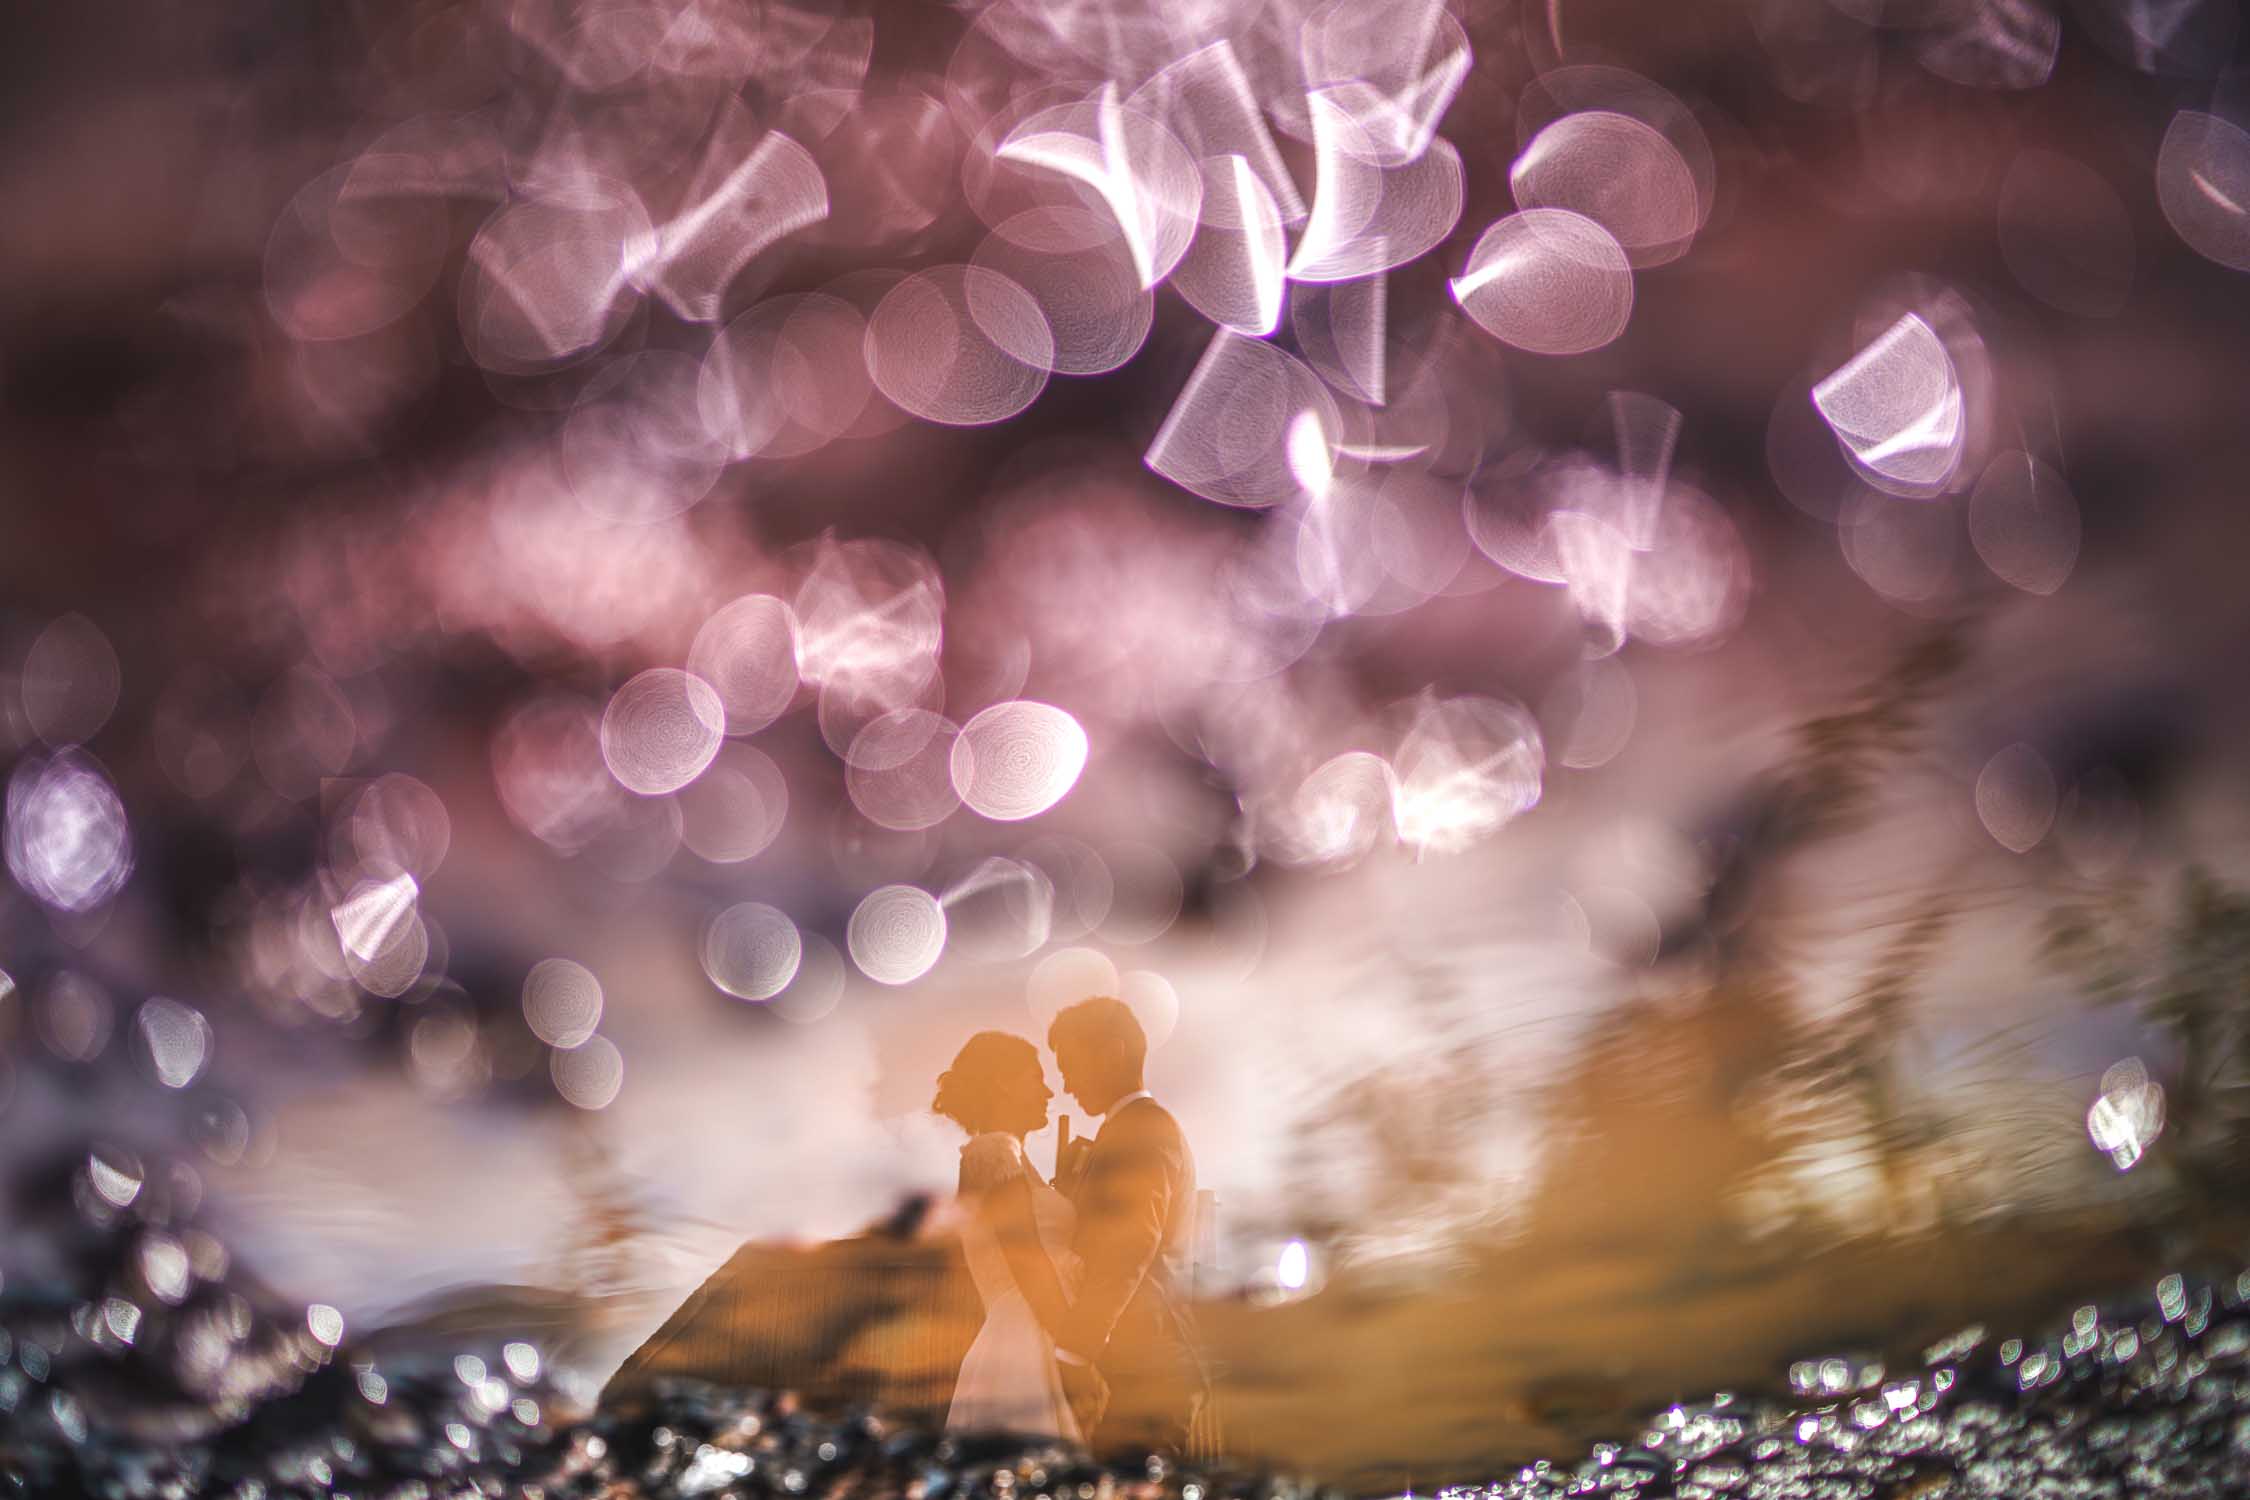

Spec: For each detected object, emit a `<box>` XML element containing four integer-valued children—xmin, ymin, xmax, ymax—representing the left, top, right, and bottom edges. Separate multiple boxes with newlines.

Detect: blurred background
<box><xmin>5</xmin><ymin>0</ymin><xmax>2250</xmax><ymax>1486</ymax></box>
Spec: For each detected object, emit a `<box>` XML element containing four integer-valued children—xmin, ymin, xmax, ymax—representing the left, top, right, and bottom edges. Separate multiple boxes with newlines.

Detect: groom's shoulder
<box><xmin>1111</xmin><ymin>1095</ymin><xmax>1184</xmax><ymax>1146</ymax></box>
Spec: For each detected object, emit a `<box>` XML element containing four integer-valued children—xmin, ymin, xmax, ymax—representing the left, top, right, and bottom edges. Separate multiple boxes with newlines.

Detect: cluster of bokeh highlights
<box><xmin>9</xmin><ymin>0</ymin><xmax>2250</xmax><ymax>1130</ymax></box>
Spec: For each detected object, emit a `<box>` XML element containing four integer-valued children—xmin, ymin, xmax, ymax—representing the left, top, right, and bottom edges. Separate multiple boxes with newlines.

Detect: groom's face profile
<box><xmin>1054</xmin><ymin>1037</ymin><xmax>1095</xmax><ymax>1114</ymax></box>
<box><xmin>1053</xmin><ymin>1034</ymin><xmax>1122</xmax><ymax>1115</ymax></box>
<box><xmin>1048</xmin><ymin>996</ymin><xmax>1147</xmax><ymax>1116</ymax></box>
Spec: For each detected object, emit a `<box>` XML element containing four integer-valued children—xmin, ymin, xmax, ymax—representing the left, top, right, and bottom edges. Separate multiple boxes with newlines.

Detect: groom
<box><xmin>1044</xmin><ymin>997</ymin><xmax>1209</xmax><ymax>1457</ymax></box>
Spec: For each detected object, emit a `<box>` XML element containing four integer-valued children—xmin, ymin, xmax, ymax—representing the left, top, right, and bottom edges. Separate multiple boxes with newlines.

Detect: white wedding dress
<box><xmin>946</xmin><ymin>1133</ymin><xmax>1082</xmax><ymax>1441</ymax></box>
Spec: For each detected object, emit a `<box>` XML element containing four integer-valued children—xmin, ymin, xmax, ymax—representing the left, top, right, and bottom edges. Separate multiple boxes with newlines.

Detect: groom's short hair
<box><xmin>1047</xmin><ymin>995</ymin><xmax>1146</xmax><ymax>1073</ymax></box>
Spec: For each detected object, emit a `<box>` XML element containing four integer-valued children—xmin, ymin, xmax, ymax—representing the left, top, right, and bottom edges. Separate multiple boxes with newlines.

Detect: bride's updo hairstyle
<box><xmin>933</xmin><ymin>1031</ymin><xmax>1040</xmax><ymax>1135</ymax></box>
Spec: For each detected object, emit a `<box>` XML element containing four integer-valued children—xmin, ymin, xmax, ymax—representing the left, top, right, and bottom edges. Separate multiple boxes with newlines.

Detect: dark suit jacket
<box><xmin>1058</xmin><ymin>1096</ymin><xmax>1202</xmax><ymax>1387</ymax></box>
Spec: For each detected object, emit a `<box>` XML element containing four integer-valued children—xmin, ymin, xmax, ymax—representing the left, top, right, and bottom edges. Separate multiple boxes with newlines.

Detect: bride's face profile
<box><xmin>937</xmin><ymin>1032</ymin><xmax>1055</xmax><ymax>1137</ymax></box>
<box><xmin>987</xmin><ymin>1058</ymin><xmax>1054</xmax><ymax>1138</ymax></box>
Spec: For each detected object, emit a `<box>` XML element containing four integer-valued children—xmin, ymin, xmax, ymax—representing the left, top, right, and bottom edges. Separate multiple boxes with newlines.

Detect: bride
<box><xmin>934</xmin><ymin>1031</ymin><xmax>1081</xmax><ymax>1441</ymax></box>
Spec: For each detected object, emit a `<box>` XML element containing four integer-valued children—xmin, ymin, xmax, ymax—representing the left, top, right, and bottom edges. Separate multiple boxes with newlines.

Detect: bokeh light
<box><xmin>1451</xmin><ymin>211</ymin><xmax>1634</xmax><ymax>356</ymax></box>
<box><xmin>1027</xmin><ymin>946</ymin><xmax>1121</xmax><ymax>1032</ymax></box>
<box><xmin>701</xmin><ymin>903</ymin><xmax>804</xmax><ymax>1001</ymax></box>
<box><xmin>133</xmin><ymin>999</ymin><xmax>212</xmax><ymax>1091</ymax></box>
<box><xmin>1096</xmin><ymin>842</ymin><xmax>1184</xmax><ymax>945</ymax></box>
<box><xmin>306</xmin><ymin>1305</ymin><xmax>345</xmax><ymax>1348</ymax></box>
<box><xmin>1146</xmin><ymin>329</ymin><xmax>1340</xmax><ymax>508</ymax></box>
<box><xmin>846</xmin><ymin>709</ymin><xmax>964</xmax><ymax>832</ymax></box>
<box><xmin>15</xmin><ymin>0</ymin><xmax>2250</xmax><ymax>1486</ymax></box>
<box><xmin>1510</xmin><ymin>111</ymin><xmax>1700</xmax><ymax>267</ymax></box>
<box><xmin>2086</xmin><ymin>1058</ymin><xmax>2165</xmax><ymax>1171</ymax></box>
<box><xmin>940</xmin><ymin>857</ymin><xmax>1055</xmax><ymax>964</ymax></box>
<box><xmin>678</xmin><ymin>744</ymin><xmax>790</xmax><ymax>864</ymax></box>
<box><xmin>522</xmin><ymin>958</ymin><xmax>604</xmax><ymax>1050</ymax></box>
<box><xmin>1975</xmin><ymin>743</ymin><xmax>2059</xmax><ymax>854</ymax></box>
<box><xmin>1811</xmin><ymin>314</ymin><xmax>1965</xmax><ymax>499</ymax></box>
<box><xmin>330</xmin><ymin>872</ymin><xmax>428</xmax><ymax>998</ymax></box>
<box><xmin>600</xmin><ymin>669</ymin><xmax>727</xmax><ymax>797</ymax></box>
<box><xmin>20</xmin><ymin>613</ymin><xmax>121</xmax><ymax>748</ymax></box>
<box><xmin>950</xmin><ymin>701</ymin><xmax>1089</xmax><ymax>822</ymax></box>
<box><xmin>1119</xmin><ymin>968</ymin><xmax>1180</xmax><ymax>1050</ymax></box>
<box><xmin>2157</xmin><ymin>112</ymin><xmax>2250</xmax><ymax>271</ymax></box>
<box><xmin>996</xmin><ymin>84</ymin><xmax>1202</xmax><ymax>292</ymax></box>
<box><xmin>1288</xmin><ymin>88</ymin><xmax>1463</xmax><ymax>283</ymax></box>
<box><xmin>863</xmin><ymin>265</ymin><xmax>1052</xmax><ymax>426</ymax></box>
<box><xmin>343</xmin><ymin>773</ymin><xmax>452</xmax><ymax>882</ymax></box>
<box><xmin>1968</xmin><ymin>451</ymin><xmax>2080</xmax><ymax>596</ymax></box>
<box><xmin>493</xmin><ymin>695</ymin><xmax>619</xmax><ymax>853</ymax></box>
<box><xmin>847</xmin><ymin>884</ymin><xmax>948</xmax><ymax>985</ymax></box>
<box><xmin>1389</xmin><ymin>695</ymin><xmax>1545</xmax><ymax>857</ymax></box>
<box><xmin>687</xmin><ymin>596</ymin><xmax>802</xmax><ymax>737</ymax></box>
<box><xmin>971</xmin><ymin>207</ymin><xmax>1154</xmax><ymax>376</ymax></box>
<box><xmin>550</xmin><ymin>1034</ymin><xmax>625</xmax><ymax>1111</ymax></box>
<box><xmin>4</xmin><ymin>751</ymin><xmax>133</xmax><ymax>913</ymax></box>
<box><xmin>770</xmin><ymin>931</ymin><xmax>848</xmax><ymax>1025</ymax></box>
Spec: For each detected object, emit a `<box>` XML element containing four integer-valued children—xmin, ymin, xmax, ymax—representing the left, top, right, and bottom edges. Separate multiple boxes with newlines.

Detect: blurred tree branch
<box><xmin>1528</xmin><ymin>618</ymin><xmax>1992</xmax><ymax>1247</ymax></box>
<box><xmin>2044</xmin><ymin>864</ymin><xmax>2250</xmax><ymax>1241</ymax></box>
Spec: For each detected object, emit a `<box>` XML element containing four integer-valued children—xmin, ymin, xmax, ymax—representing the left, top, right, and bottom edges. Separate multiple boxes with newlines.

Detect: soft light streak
<box><xmin>1147</xmin><ymin>329</ymin><xmax>1340</xmax><ymax>508</ymax></box>
<box><xmin>634</xmin><ymin>128</ymin><xmax>827</xmax><ymax>324</ymax></box>
<box><xmin>939</xmin><ymin>857</ymin><xmax>1055</xmax><ymax>963</ymax></box>
<box><xmin>997</xmin><ymin>82</ymin><xmax>1202</xmax><ymax>291</ymax></box>
<box><xmin>1288</xmin><ymin>88</ymin><xmax>1464</xmax><ymax>283</ymax></box>
<box><xmin>1917</xmin><ymin>0</ymin><xmax>2060</xmax><ymax>90</ymax></box>
<box><xmin>1390</xmin><ymin>695</ymin><xmax>1545</xmax><ymax>857</ymax></box>
<box><xmin>1297</xmin><ymin>0</ymin><xmax>1470</xmax><ymax>166</ymax></box>
<box><xmin>1127</xmin><ymin>40</ymin><xmax>1305</xmax><ymax>224</ymax></box>
<box><xmin>1168</xmin><ymin>153</ymin><xmax>1287</xmax><ymax>336</ymax></box>
<box><xmin>459</xmin><ymin>177</ymin><xmax>650</xmax><ymax>371</ymax></box>
<box><xmin>1811</xmin><ymin>314</ymin><xmax>1965</xmax><ymax>499</ymax></box>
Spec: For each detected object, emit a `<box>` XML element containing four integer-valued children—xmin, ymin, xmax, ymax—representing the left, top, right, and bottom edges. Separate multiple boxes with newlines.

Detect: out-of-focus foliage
<box><xmin>2046</xmin><ymin>866</ymin><xmax>2250</xmax><ymax>1230</ymax></box>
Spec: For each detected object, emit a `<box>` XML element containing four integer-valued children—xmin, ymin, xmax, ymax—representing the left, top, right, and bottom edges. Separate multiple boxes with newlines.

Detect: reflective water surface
<box><xmin>7</xmin><ymin>0</ymin><xmax>2250</xmax><ymax>1491</ymax></box>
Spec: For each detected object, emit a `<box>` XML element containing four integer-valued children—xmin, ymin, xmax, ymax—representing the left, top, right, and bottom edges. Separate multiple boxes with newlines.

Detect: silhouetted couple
<box><xmin>935</xmin><ymin>996</ymin><xmax>1212</xmax><ymax>1459</ymax></box>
